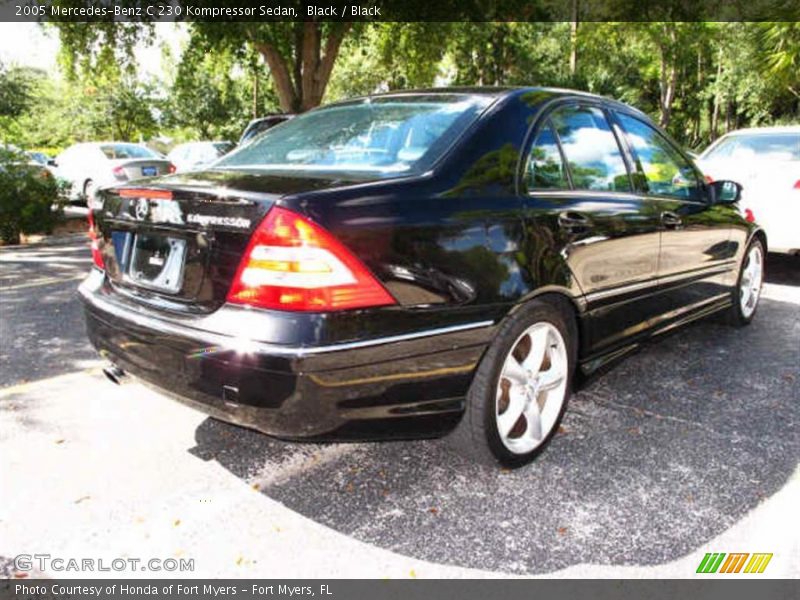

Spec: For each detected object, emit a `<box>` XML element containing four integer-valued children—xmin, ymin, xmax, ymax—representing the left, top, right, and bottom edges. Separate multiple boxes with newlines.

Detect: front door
<box><xmin>613</xmin><ymin>111</ymin><xmax>736</xmax><ymax>326</ymax></box>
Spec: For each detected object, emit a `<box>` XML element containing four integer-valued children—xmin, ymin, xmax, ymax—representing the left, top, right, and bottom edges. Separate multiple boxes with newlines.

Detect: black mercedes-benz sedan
<box><xmin>80</xmin><ymin>88</ymin><xmax>765</xmax><ymax>467</ymax></box>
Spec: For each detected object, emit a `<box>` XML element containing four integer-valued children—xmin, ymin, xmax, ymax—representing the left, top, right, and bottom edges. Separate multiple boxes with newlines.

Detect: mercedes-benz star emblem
<box><xmin>134</xmin><ymin>198</ymin><xmax>150</xmax><ymax>221</ymax></box>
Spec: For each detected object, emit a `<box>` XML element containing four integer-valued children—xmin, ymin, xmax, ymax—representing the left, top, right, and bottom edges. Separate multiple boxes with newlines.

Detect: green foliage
<box><xmin>0</xmin><ymin>149</ymin><xmax>66</xmax><ymax>245</ymax></box>
<box><xmin>0</xmin><ymin>64</ymin><xmax>41</xmax><ymax>119</ymax></box>
<box><xmin>327</xmin><ymin>23</ymin><xmax>447</xmax><ymax>99</ymax></box>
<box><xmin>160</xmin><ymin>43</ymin><xmax>278</xmax><ymax>142</ymax></box>
<box><xmin>12</xmin><ymin>20</ymin><xmax>800</xmax><ymax>156</ymax></box>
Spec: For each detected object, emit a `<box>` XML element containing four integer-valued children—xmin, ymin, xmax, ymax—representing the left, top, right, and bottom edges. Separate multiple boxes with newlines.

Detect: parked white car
<box><xmin>167</xmin><ymin>141</ymin><xmax>234</xmax><ymax>173</ymax></box>
<box><xmin>53</xmin><ymin>142</ymin><xmax>175</xmax><ymax>206</ymax></box>
<box><xmin>697</xmin><ymin>126</ymin><xmax>800</xmax><ymax>254</ymax></box>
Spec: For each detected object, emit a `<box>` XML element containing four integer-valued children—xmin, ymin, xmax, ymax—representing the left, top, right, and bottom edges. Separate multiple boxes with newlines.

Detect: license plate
<box><xmin>128</xmin><ymin>234</ymin><xmax>186</xmax><ymax>293</ymax></box>
<box><xmin>141</xmin><ymin>166</ymin><xmax>157</xmax><ymax>176</ymax></box>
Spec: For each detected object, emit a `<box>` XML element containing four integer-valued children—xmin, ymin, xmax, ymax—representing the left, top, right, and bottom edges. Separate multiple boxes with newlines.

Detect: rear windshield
<box><xmin>100</xmin><ymin>144</ymin><xmax>160</xmax><ymax>160</ymax></box>
<box><xmin>703</xmin><ymin>133</ymin><xmax>800</xmax><ymax>161</ymax></box>
<box><xmin>216</xmin><ymin>95</ymin><xmax>492</xmax><ymax>179</ymax></box>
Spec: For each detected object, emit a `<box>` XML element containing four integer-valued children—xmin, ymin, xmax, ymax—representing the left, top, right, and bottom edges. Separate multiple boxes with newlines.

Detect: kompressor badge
<box><xmin>187</xmin><ymin>214</ymin><xmax>251</xmax><ymax>229</ymax></box>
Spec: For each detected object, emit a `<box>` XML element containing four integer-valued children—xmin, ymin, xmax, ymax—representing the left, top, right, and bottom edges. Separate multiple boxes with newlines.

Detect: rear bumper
<box><xmin>79</xmin><ymin>270</ymin><xmax>493</xmax><ymax>440</ymax></box>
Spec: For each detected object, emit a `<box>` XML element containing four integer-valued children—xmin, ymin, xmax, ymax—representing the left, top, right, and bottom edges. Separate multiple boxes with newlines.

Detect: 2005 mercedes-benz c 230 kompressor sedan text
<box><xmin>80</xmin><ymin>88</ymin><xmax>765</xmax><ymax>467</ymax></box>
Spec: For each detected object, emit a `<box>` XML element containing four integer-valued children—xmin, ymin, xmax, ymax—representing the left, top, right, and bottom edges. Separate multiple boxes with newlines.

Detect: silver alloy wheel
<box><xmin>496</xmin><ymin>321</ymin><xmax>568</xmax><ymax>454</ymax></box>
<box><xmin>740</xmin><ymin>244</ymin><xmax>764</xmax><ymax>319</ymax></box>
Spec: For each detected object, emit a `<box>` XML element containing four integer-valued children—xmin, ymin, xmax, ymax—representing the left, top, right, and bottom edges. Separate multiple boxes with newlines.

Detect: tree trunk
<box><xmin>711</xmin><ymin>52</ymin><xmax>723</xmax><ymax>140</ymax></box>
<box><xmin>254</xmin><ymin>41</ymin><xmax>296</xmax><ymax>112</ymax></box>
<box><xmin>569</xmin><ymin>0</ymin><xmax>579</xmax><ymax>76</ymax></box>
<box><xmin>252</xmin><ymin>67</ymin><xmax>259</xmax><ymax>119</ymax></box>
<box><xmin>252</xmin><ymin>23</ymin><xmax>351</xmax><ymax>113</ymax></box>
<box><xmin>658</xmin><ymin>27</ymin><xmax>678</xmax><ymax>129</ymax></box>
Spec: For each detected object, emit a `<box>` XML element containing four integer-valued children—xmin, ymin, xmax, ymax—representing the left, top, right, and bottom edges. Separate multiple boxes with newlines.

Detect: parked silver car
<box><xmin>167</xmin><ymin>141</ymin><xmax>234</xmax><ymax>173</ymax></box>
<box><xmin>53</xmin><ymin>142</ymin><xmax>175</xmax><ymax>206</ymax></box>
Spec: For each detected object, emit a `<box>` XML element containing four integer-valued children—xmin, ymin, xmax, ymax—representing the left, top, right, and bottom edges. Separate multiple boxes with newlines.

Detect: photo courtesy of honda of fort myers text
<box><xmin>0</xmin><ymin>0</ymin><xmax>798</xmax><ymax>595</ymax></box>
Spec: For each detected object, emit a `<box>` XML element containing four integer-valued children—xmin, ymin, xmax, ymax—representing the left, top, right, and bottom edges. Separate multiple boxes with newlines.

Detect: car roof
<box><xmin>174</xmin><ymin>141</ymin><xmax>232</xmax><ymax>146</ymax></box>
<box><xmin>69</xmin><ymin>142</ymin><xmax>145</xmax><ymax>149</ymax></box>
<box><xmin>332</xmin><ymin>86</ymin><xmax>650</xmax><ymax>119</ymax></box>
<box><xmin>716</xmin><ymin>126</ymin><xmax>800</xmax><ymax>136</ymax></box>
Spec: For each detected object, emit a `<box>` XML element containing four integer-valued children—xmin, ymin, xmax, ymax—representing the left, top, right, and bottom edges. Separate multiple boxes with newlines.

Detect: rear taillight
<box><xmin>168</xmin><ymin>163</ymin><xmax>177</xmax><ymax>174</ymax></box>
<box><xmin>87</xmin><ymin>211</ymin><xmax>104</xmax><ymax>270</ymax></box>
<box><xmin>227</xmin><ymin>207</ymin><xmax>396</xmax><ymax>312</ymax></box>
<box><xmin>793</xmin><ymin>180</ymin><xmax>800</xmax><ymax>190</ymax></box>
<box><xmin>744</xmin><ymin>208</ymin><xmax>756</xmax><ymax>223</ymax></box>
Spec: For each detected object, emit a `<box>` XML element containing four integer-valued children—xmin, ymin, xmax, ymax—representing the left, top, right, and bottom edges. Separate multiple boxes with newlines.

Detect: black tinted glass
<box><xmin>551</xmin><ymin>106</ymin><xmax>631</xmax><ymax>192</ymax></box>
<box><xmin>618</xmin><ymin>113</ymin><xmax>701</xmax><ymax>200</ymax></box>
<box><xmin>527</xmin><ymin>121</ymin><xmax>568</xmax><ymax>190</ymax></box>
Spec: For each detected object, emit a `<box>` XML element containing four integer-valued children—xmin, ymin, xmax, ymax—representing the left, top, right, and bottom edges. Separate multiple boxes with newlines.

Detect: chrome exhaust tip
<box><xmin>103</xmin><ymin>364</ymin><xmax>126</xmax><ymax>385</ymax></box>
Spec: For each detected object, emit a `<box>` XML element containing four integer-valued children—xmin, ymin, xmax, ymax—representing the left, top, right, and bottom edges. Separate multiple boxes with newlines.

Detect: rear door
<box><xmin>522</xmin><ymin>102</ymin><xmax>663</xmax><ymax>356</ymax></box>
<box><xmin>613</xmin><ymin>110</ymin><xmax>736</xmax><ymax>323</ymax></box>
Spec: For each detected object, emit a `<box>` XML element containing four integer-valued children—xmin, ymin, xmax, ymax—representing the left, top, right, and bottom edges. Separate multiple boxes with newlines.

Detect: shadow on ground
<box><xmin>0</xmin><ymin>239</ymin><xmax>97</xmax><ymax>386</ymax></box>
<box><xmin>190</xmin><ymin>254</ymin><xmax>799</xmax><ymax>574</ymax></box>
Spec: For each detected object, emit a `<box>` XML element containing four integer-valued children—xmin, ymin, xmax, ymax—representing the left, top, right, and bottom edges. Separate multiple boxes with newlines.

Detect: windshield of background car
<box><xmin>100</xmin><ymin>144</ymin><xmax>160</xmax><ymax>160</ymax></box>
<box><xmin>216</xmin><ymin>95</ymin><xmax>493</xmax><ymax>178</ymax></box>
<box><xmin>703</xmin><ymin>133</ymin><xmax>800</xmax><ymax>161</ymax></box>
<box><xmin>213</xmin><ymin>142</ymin><xmax>235</xmax><ymax>155</ymax></box>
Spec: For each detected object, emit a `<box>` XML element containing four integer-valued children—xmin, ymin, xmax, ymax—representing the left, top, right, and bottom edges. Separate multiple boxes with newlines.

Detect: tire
<box><xmin>450</xmin><ymin>298</ymin><xmax>577</xmax><ymax>468</ymax></box>
<box><xmin>728</xmin><ymin>238</ymin><xmax>766</xmax><ymax>327</ymax></box>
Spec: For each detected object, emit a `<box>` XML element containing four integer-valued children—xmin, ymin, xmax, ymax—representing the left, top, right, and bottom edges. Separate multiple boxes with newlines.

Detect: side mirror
<box><xmin>709</xmin><ymin>180</ymin><xmax>741</xmax><ymax>204</ymax></box>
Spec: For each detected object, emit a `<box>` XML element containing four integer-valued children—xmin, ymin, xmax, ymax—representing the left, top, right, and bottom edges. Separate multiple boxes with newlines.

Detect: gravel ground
<box><xmin>0</xmin><ymin>237</ymin><xmax>797</xmax><ymax>578</ymax></box>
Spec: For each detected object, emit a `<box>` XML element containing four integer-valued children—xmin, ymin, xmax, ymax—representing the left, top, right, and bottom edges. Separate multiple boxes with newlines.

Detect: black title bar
<box><xmin>2</xmin><ymin>0</ymin><xmax>800</xmax><ymax>22</ymax></box>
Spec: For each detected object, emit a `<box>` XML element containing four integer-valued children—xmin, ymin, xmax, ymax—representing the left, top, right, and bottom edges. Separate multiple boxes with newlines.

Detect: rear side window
<box><xmin>526</xmin><ymin>121</ymin><xmax>568</xmax><ymax>190</ymax></box>
<box><xmin>550</xmin><ymin>106</ymin><xmax>631</xmax><ymax>192</ymax></box>
<box><xmin>617</xmin><ymin>113</ymin><xmax>702</xmax><ymax>201</ymax></box>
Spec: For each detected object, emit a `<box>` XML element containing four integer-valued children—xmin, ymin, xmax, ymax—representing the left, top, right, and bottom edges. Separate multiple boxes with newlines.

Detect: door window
<box><xmin>550</xmin><ymin>106</ymin><xmax>631</xmax><ymax>192</ymax></box>
<box><xmin>617</xmin><ymin>113</ymin><xmax>702</xmax><ymax>201</ymax></box>
<box><xmin>526</xmin><ymin>121</ymin><xmax>569</xmax><ymax>190</ymax></box>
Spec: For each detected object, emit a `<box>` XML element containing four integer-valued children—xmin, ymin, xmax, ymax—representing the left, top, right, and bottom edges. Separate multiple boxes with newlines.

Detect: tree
<box><xmin>52</xmin><ymin>9</ymin><xmax>355</xmax><ymax>114</ymax></box>
<box><xmin>327</xmin><ymin>23</ymin><xmax>449</xmax><ymax>100</ymax></box>
<box><xmin>760</xmin><ymin>22</ymin><xmax>800</xmax><ymax>100</ymax></box>
<box><xmin>0</xmin><ymin>64</ymin><xmax>39</xmax><ymax>120</ymax></box>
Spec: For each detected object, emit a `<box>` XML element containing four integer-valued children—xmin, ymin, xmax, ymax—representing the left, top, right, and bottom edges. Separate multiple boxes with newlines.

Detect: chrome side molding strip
<box><xmin>79</xmin><ymin>280</ymin><xmax>494</xmax><ymax>358</ymax></box>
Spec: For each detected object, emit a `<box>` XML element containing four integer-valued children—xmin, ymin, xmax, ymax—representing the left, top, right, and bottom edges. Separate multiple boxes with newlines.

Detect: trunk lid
<box><xmin>93</xmin><ymin>171</ymin><xmax>350</xmax><ymax>313</ymax></box>
<box><xmin>110</xmin><ymin>158</ymin><xmax>173</xmax><ymax>180</ymax></box>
